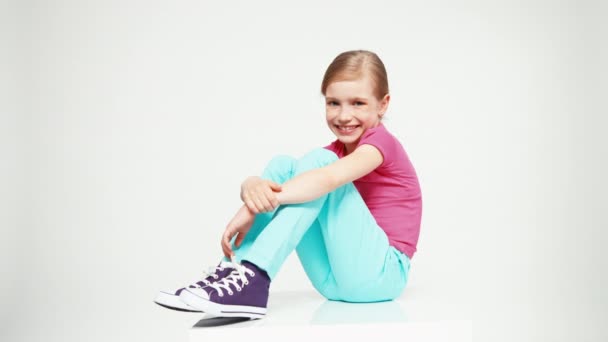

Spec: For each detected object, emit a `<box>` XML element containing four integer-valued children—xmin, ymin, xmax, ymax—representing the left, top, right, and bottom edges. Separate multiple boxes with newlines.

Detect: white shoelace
<box><xmin>190</xmin><ymin>261</ymin><xmax>235</xmax><ymax>288</ymax></box>
<box><xmin>206</xmin><ymin>259</ymin><xmax>255</xmax><ymax>297</ymax></box>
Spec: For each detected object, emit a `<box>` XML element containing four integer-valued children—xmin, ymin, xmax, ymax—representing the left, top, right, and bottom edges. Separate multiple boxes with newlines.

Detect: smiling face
<box><xmin>325</xmin><ymin>74</ymin><xmax>390</xmax><ymax>155</ymax></box>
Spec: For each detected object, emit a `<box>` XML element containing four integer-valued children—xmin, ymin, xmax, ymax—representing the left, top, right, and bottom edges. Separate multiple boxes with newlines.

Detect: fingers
<box><xmin>242</xmin><ymin>181</ymin><xmax>282</xmax><ymax>213</ymax></box>
<box><xmin>258</xmin><ymin>194</ymin><xmax>274</xmax><ymax>212</ymax></box>
<box><xmin>247</xmin><ymin>196</ymin><xmax>263</xmax><ymax>214</ymax></box>
<box><xmin>243</xmin><ymin>192</ymin><xmax>275</xmax><ymax>213</ymax></box>
<box><xmin>222</xmin><ymin>237</ymin><xmax>230</xmax><ymax>258</ymax></box>
<box><xmin>254</xmin><ymin>193</ymin><xmax>279</xmax><ymax>212</ymax></box>
<box><xmin>268</xmin><ymin>181</ymin><xmax>282</xmax><ymax>192</ymax></box>
<box><xmin>253</xmin><ymin>196</ymin><xmax>268</xmax><ymax>213</ymax></box>
<box><xmin>242</xmin><ymin>193</ymin><xmax>259</xmax><ymax>214</ymax></box>
<box><xmin>250</xmin><ymin>192</ymin><xmax>265</xmax><ymax>213</ymax></box>
<box><xmin>265</xmin><ymin>189</ymin><xmax>280</xmax><ymax>210</ymax></box>
<box><xmin>222</xmin><ymin>243</ymin><xmax>231</xmax><ymax>259</ymax></box>
<box><xmin>235</xmin><ymin>232</ymin><xmax>245</xmax><ymax>248</ymax></box>
<box><xmin>223</xmin><ymin>231</ymin><xmax>246</xmax><ymax>258</ymax></box>
<box><xmin>222</xmin><ymin>229</ymin><xmax>234</xmax><ymax>258</ymax></box>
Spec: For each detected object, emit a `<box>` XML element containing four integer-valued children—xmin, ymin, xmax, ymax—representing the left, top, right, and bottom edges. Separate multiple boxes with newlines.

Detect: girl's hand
<box><xmin>240</xmin><ymin>176</ymin><xmax>282</xmax><ymax>213</ymax></box>
<box><xmin>222</xmin><ymin>205</ymin><xmax>256</xmax><ymax>258</ymax></box>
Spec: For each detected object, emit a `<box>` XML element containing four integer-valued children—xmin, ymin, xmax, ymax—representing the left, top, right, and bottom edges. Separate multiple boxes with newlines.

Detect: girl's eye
<box><xmin>354</xmin><ymin>101</ymin><xmax>365</xmax><ymax>106</ymax></box>
<box><xmin>327</xmin><ymin>101</ymin><xmax>338</xmax><ymax>106</ymax></box>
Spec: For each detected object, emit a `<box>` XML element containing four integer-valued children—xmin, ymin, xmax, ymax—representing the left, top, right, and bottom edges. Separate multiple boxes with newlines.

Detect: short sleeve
<box><xmin>357</xmin><ymin>126</ymin><xmax>393</xmax><ymax>168</ymax></box>
<box><xmin>323</xmin><ymin>139</ymin><xmax>342</xmax><ymax>157</ymax></box>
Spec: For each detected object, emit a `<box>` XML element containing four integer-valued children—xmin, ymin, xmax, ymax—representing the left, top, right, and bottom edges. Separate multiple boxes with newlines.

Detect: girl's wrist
<box><xmin>241</xmin><ymin>203</ymin><xmax>252</xmax><ymax>214</ymax></box>
<box><xmin>275</xmin><ymin>192</ymin><xmax>284</xmax><ymax>206</ymax></box>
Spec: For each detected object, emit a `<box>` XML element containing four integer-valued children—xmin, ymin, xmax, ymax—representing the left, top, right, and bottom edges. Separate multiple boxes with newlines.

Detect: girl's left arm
<box><xmin>275</xmin><ymin>145</ymin><xmax>383</xmax><ymax>205</ymax></box>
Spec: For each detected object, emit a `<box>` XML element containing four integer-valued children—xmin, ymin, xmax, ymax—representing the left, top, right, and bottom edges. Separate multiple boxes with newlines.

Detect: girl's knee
<box><xmin>295</xmin><ymin>148</ymin><xmax>339</xmax><ymax>173</ymax></box>
<box><xmin>263</xmin><ymin>155</ymin><xmax>296</xmax><ymax>179</ymax></box>
<box><xmin>268</xmin><ymin>154</ymin><xmax>297</xmax><ymax>168</ymax></box>
<box><xmin>308</xmin><ymin>148</ymin><xmax>339</xmax><ymax>163</ymax></box>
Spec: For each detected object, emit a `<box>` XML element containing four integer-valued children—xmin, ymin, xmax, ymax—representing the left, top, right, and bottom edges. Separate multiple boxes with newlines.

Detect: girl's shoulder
<box><xmin>360</xmin><ymin>123</ymin><xmax>417</xmax><ymax>170</ymax></box>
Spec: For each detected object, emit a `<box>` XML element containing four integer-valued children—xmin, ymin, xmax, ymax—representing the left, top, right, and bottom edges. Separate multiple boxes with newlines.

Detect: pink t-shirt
<box><xmin>323</xmin><ymin>122</ymin><xmax>422</xmax><ymax>259</ymax></box>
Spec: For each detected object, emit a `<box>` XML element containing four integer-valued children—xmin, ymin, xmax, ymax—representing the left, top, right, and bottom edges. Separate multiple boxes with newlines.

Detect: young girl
<box><xmin>154</xmin><ymin>50</ymin><xmax>422</xmax><ymax>318</ymax></box>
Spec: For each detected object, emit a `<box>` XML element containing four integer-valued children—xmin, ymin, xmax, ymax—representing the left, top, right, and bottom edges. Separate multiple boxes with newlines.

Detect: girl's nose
<box><xmin>338</xmin><ymin>107</ymin><xmax>353</xmax><ymax>121</ymax></box>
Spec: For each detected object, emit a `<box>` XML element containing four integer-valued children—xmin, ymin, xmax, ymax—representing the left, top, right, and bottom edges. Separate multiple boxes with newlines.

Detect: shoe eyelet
<box><xmin>244</xmin><ymin>281</ymin><xmax>249</xmax><ymax>285</ymax></box>
<box><xmin>219</xmin><ymin>293</ymin><xmax>224</xmax><ymax>297</ymax></box>
<box><xmin>236</xmin><ymin>287</ymin><xmax>242</xmax><ymax>292</ymax></box>
<box><xmin>228</xmin><ymin>291</ymin><xmax>233</xmax><ymax>295</ymax></box>
<box><xmin>213</xmin><ymin>275</ymin><xmax>218</xmax><ymax>279</ymax></box>
<box><xmin>251</xmin><ymin>272</ymin><xmax>255</xmax><ymax>276</ymax></box>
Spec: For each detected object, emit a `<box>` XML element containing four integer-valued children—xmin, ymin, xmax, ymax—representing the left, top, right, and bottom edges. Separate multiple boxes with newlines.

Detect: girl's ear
<box><xmin>379</xmin><ymin>94</ymin><xmax>390</xmax><ymax>116</ymax></box>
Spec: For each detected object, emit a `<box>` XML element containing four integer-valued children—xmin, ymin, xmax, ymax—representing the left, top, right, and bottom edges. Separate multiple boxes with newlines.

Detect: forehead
<box><xmin>325</xmin><ymin>76</ymin><xmax>375</xmax><ymax>99</ymax></box>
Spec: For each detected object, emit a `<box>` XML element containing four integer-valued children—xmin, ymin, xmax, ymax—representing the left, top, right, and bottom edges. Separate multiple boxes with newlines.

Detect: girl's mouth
<box><xmin>335</xmin><ymin>125</ymin><xmax>360</xmax><ymax>135</ymax></box>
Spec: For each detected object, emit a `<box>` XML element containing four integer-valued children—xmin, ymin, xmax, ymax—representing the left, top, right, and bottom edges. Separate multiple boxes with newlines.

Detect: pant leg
<box><xmin>229</xmin><ymin>153</ymin><xmax>335</xmax><ymax>294</ymax></box>
<box><xmin>240</xmin><ymin>148</ymin><xmax>409</xmax><ymax>302</ymax></box>
<box><xmin>295</xmin><ymin>150</ymin><xmax>410</xmax><ymax>302</ymax></box>
<box><xmin>238</xmin><ymin>148</ymin><xmax>341</xmax><ymax>279</ymax></box>
<box><xmin>295</xmin><ymin>219</ymin><xmax>334</xmax><ymax>296</ymax></box>
<box><xmin>316</xmin><ymin>180</ymin><xmax>411</xmax><ymax>302</ymax></box>
<box><xmin>222</xmin><ymin>155</ymin><xmax>297</xmax><ymax>263</ymax></box>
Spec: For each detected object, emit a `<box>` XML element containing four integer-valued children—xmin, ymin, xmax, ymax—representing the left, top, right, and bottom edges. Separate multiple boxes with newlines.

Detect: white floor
<box><xmin>189</xmin><ymin>286</ymin><xmax>472</xmax><ymax>342</ymax></box>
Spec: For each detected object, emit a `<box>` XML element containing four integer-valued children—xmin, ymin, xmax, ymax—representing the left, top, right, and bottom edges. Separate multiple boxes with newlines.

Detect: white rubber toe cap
<box><xmin>184</xmin><ymin>287</ymin><xmax>210</xmax><ymax>300</ymax></box>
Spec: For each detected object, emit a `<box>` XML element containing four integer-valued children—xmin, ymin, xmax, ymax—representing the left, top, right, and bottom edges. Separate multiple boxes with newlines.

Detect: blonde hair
<box><xmin>320</xmin><ymin>50</ymin><xmax>389</xmax><ymax>101</ymax></box>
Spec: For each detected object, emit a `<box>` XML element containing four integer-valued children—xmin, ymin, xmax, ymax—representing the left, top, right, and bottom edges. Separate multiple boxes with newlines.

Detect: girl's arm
<box><xmin>275</xmin><ymin>145</ymin><xmax>383</xmax><ymax>205</ymax></box>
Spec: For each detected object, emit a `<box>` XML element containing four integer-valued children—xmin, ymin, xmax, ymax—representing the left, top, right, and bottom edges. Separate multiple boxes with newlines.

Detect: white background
<box><xmin>1</xmin><ymin>1</ymin><xmax>606</xmax><ymax>341</ymax></box>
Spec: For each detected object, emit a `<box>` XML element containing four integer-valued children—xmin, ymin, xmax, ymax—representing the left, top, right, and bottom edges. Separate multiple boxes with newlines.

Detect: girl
<box><xmin>154</xmin><ymin>50</ymin><xmax>422</xmax><ymax>318</ymax></box>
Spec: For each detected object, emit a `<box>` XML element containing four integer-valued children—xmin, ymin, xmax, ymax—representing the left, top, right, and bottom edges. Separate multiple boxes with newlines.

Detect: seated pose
<box><xmin>154</xmin><ymin>50</ymin><xmax>423</xmax><ymax>319</ymax></box>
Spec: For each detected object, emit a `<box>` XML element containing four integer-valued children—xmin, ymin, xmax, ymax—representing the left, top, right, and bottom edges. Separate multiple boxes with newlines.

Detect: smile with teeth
<box><xmin>336</xmin><ymin>125</ymin><xmax>360</xmax><ymax>133</ymax></box>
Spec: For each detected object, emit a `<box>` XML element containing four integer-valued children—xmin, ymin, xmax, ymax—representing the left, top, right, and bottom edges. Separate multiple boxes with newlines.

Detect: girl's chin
<box><xmin>334</xmin><ymin>129</ymin><xmax>360</xmax><ymax>138</ymax></box>
<box><xmin>337</xmin><ymin>135</ymin><xmax>360</xmax><ymax>144</ymax></box>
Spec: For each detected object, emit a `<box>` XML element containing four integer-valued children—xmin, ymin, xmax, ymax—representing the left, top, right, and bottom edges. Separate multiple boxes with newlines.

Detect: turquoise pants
<box><xmin>225</xmin><ymin>147</ymin><xmax>411</xmax><ymax>302</ymax></box>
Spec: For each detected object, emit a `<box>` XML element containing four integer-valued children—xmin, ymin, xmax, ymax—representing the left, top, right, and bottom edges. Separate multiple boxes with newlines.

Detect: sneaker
<box><xmin>179</xmin><ymin>260</ymin><xmax>270</xmax><ymax>319</ymax></box>
<box><xmin>154</xmin><ymin>261</ymin><xmax>235</xmax><ymax>312</ymax></box>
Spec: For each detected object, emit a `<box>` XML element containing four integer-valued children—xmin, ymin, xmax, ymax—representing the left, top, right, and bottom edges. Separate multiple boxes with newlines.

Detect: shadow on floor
<box><xmin>192</xmin><ymin>316</ymin><xmax>253</xmax><ymax>328</ymax></box>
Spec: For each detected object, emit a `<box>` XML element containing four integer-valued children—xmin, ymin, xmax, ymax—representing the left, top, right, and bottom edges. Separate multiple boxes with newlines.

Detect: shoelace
<box><xmin>190</xmin><ymin>261</ymin><xmax>235</xmax><ymax>288</ymax></box>
<box><xmin>206</xmin><ymin>258</ymin><xmax>255</xmax><ymax>297</ymax></box>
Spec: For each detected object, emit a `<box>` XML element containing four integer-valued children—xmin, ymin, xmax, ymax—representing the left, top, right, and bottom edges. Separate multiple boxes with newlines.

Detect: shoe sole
<box><xmin>154</xmin><ymin>291</ymin><xmax>203</xmax><ymax>312</ymax></box>
<box><xmin>179</xmin><ymin>289</ymin><xmax>266</xmax><ymax>319</ymax></box>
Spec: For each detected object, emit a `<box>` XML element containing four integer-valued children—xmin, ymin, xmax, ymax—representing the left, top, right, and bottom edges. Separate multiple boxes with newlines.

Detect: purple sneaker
<box><xmin>154</xmin><ymin>261</ymin><xmax>235</xmax><ymax>312</ymax></box>
<box><xmin>179</xmin><ymin>260</ymin><xmax>270</xmax><ymax>319</ymax></box>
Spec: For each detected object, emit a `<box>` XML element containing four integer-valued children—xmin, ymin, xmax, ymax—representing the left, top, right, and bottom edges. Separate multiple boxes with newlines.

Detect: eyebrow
<box><xmin>325</xmin><ymin>96</ymin><xmax>369</xmax><ymax>101</ymax></box>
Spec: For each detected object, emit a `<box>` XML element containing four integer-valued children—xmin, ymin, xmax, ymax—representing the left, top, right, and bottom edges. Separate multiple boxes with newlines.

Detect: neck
<box><xmin>343</xmin><ymin>142</ymin><xmax>355</xmax><ymax>156</ymax></box>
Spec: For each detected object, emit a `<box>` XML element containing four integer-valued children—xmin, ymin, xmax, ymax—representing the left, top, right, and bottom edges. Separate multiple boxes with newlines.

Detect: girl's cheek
<box><xmin>326</xmin><ymin>107</ymin><xmax>339</xmax><ymax>115</ymax></box>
